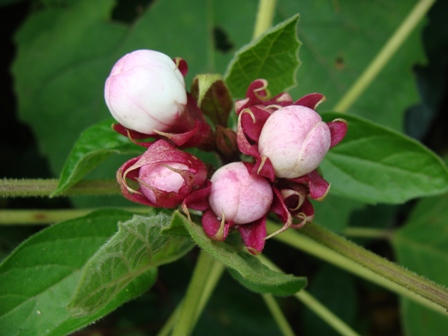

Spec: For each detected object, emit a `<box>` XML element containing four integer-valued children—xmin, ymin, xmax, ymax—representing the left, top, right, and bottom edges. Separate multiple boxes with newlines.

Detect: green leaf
<box><xmin>312</xmin><ymin>194</ymin><xmax>365</xmax><ymax>233</ymax></box>
<box><xmin>174</xmin><ymin>211</ymin><xmax>307</xmax><ymax>296</ymax></box>
<box><xmin>320</xmin><ymin>113</ymin><xmax>448</xmax><ymax>204</ymax></box>
<box><xmin>0</xmin><ymin>209</ymin><xmax>152</xmax><ymax>336</ymax></box>
<box><xmin>224</xmin><ymin>14</ymin><xmax>301</xmax><ymax>98</ymax></box>
<box><xmin>191</xmin><ymin>74</ymin><xmax>233</xmax><ymax>127</ymax></box>
<box><xmin>279</xmin><ymin>1</ymin><xmax>425</xmax><ymax>131</ymax></box>
<box><xmin>52</xmin><ymin>118</ymin><xmax>142</xmax><ymax>196</ymax></box>
<box><xmin>68</xmin><ymin>210</ymin><xmax>194</xmax><ymax>316</ymax></box>
<box><xmin>392</xmin><ymin>194</ymin><xmax>448</xmax><ymax>335</ymax></box>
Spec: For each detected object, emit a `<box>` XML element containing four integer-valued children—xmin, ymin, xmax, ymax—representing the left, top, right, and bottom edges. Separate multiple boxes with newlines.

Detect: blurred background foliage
<box><xmin>1</xmin><ymin>0</ymin><xmax>448</xmax><ymax>335</ymax></box>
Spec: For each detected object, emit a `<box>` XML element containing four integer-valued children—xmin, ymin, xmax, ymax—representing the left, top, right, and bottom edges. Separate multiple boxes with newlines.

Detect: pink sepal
<box><xmin>294</xmin><ymin>93</ymin><xmax>326</xmax><ymax>110</ymax></box>
<box><xmin>253</xmin><ymin>156</ymin><xmax>276</xmax><ymax>182</ymax></box>
<box><xmin>290</xmin><ymin>170</ymin><xmax>330</xmax><ymax>201</ymax></box>
<box><xmin>202</xmin><ymin>209</ymin><xmax>231</xmax><ymax>241</ymax></box>
<box><xmin>173</xmin><ymin>57</ymin><xmax>188</xmax><ymax>77</ymax></box>
<box><xmin>327</xmin><ymin>119</ymin><xmax>348</xmax><ymax>148</ymax></box>
<box><xmin>235</xmin><ymin>79</ymin><xmax>293</xmax><ymax>114</ymax></box>
<box><xmin>183</xmin><ymin>180</ymin><xmax>212</xmax><ymax>211</ymax></box>
<box><xmin>238</xmin><ymin>216</ymin><xmax>267</xmax><ymax>255</ymax></box>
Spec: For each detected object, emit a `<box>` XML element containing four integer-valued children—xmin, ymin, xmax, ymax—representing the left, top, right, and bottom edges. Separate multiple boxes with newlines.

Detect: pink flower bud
<box><xmin>104</xmin><ymin>49</ymin><xmax>187</xmax><ymax>135</ymax></box>
<box><xmin>208</xmin><ymin>162</ymin><xmax>273</xmax><ymax>224</ymax></box>
<box><xmin>116</xmin><ymin>140</ymin><xmax>208</xmax><ymax>208</ymax></box>
<box><xmin>258</xmin><ymin>105</ymin><xmax>331</xmax><ymax>178</ymax></box>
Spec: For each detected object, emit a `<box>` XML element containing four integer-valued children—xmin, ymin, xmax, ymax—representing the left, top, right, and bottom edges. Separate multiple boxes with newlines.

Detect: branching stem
<box><xmin>333</xmin><ymin>0</ymin><xmax>435</xmax><ymax>112</ymax></box>
<box><xmin>0</xmin><ymin>178</ymin><xmax>120</xmax><ymax>198</ymax></box>
<box><xmin>267</xmin><ymin>221</ymin><xmax>448</xmax><ymax>315</ymax></box>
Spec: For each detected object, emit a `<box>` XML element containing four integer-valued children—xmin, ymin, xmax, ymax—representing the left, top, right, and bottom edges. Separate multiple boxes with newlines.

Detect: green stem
<box><xmin>262</xmin><ymin>294</ymin><xmax>295</xmax><ymax>336</ymax></box>
<box><xmin>253</xmin><ymin>0</ymin><xmax>277</xmax><ymax>39</ymax></box>
<box><xmin>267</xmin><ymin>221</ymin><xmax>448</xmax><ymax>315</ymax></box>
<box><xmin>172</xmin><ymin>250</ymin><xmax>217</xmax><ymax>336</ymax></box>
<box><xmin>333</xmin><ymin>0</ymin><xmax>435</xmax><ymax>112</ymax></box>
<box><xmin>0</xmin><ymin>207</ymin><xmax>151</xmax><ymax>225</ymax></box>
<box><xmin>294</xmin><ymin>291</ymin><xmax>360</xmax><ymax>336</ymax></box>
<box><xmin>260</xmin><ymin>255</ymin><xmax>359</xmax><ymax>336</ymax></box>
<box><xmin>344</xmin><ymin>227</ymin><xmax>393</xmax><ymax>240</ymax></box>
<box><xmin>0</xmin><ymin>178</ymin><xmax>120</xmax><ymax>198</ymax></box>
<box><xmin>157</xmin><ymin>260</ymin><xmax>224</xmax><ymax>336</ymax></box>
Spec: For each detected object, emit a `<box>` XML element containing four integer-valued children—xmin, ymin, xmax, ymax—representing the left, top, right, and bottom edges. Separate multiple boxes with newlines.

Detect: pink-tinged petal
<box><xmin>252</xmin><ymin>156</ymin><xmax>276</xmax><ymax>182</ymax></box>
<box><xmin>105</xmin><ymin>50</ymin><xmax>187</xmax><ymax>135</ymax></box>
<box><xmin>291</xmin><ymin>170</ymin><xmax>330</xmax><ymax>201</ymax></box>
<box><xmin>327</xmin><ymin>119</ymin><xmax>348</xmax><ymax>148</ymax></box>
<box><xmin>173</xmin><ymin>57</ymin><xmax>188</xmax><ymax>77</ymax></box>
<box><xmin>209</xmin><ymin>162</ymin><xmax>273</xmax><ymax>225</ymax></box>
<box><xmin>294</xmin><ymin>93</ymin><xmax>326</xmax><ymax>110</ymax></box>
<box><xmin>238</xmin><ymin>217</ymin><xmax>267</xmax><ymax>255</ymax></box>
<box><xmin>202</xmin><ymin>209</ymin><xmax>230</xmax><ymax>241</ymax></box>
<box><xmin>258</xmin><ymin>105</ymin><xmax>331</xmax><ymax>178</ymax></box>
<box><xmin>116</xmin><ymin>157</ymin><xmax>158</xmax><ymax>207</ymax></box>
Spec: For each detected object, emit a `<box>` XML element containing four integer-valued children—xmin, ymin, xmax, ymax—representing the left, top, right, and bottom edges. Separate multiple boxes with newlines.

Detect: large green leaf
<box><xmin>320</xmin><ymin>113</ymin><xmax>448</xmax><ymax>204</ymax></box>
<box><xmin>12</xmin><ymin>0</ymin><xmax>211</xmax><ymax>177</ymax></box>
<box><xmin>278</xmin><ymin>0</ymin><xmax>426</xmax><ymax>131</ymax></box>
<box><xmin>392</xmin><ymin>193</ymin><xmax>448</xmax><ymax>335</ymax></box>
<box><xmin>0</xmin><ymin>209</ymin><xmax>153</xmax><ymax>336</ymax></box>
<box><xmin>68</xmin><ymin>211</ymin><xmax>194</xmax><ymax>316</ymax></box>
<box><xmin>173</xmin><ymin>211</ymin><xmax>307</xmax><ymax>296</ymax></box>
<box><xmin>224</xmin><ymin>14</ymin><xmax>301</xmax><ymax>98</ymax></box>
<box><xmin>52</xmin><ymin>118</ymin><xmax>142</xmax><ymax>196</ymax></box>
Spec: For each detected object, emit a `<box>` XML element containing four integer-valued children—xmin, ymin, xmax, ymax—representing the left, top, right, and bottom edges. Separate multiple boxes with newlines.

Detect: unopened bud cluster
<box><xmin>105</xmin><ymin>50</ymin><xmax>347</xmax><ymax>254</ymax></box>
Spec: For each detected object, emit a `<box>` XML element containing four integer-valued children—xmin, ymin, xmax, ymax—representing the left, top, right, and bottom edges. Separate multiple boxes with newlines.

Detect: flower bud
<box><xmin>208</xmin><ymin>162</ymin><xmax>273</xmax><ymax>224</ymax></box>
<box><xmin>117</xmin><ymin>140</ymin><xmax>208</xmax><ymax>208</ymax></box>
<box><xmin>258</xmin><ymin>105</ymin><xmax>331</xmax><ymax>178</ymax></box>
<box><xmin>105</xmin><ymin>49</ymin><xmax>187</xmax><ymax>135</ymax></box>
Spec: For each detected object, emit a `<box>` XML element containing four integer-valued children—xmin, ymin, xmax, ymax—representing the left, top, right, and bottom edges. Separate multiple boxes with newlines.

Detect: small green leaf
<box><xmin>320</xmin><ymin>113</ymin><xmax>448</xmax><ymax>204</ymax></box>
<box><xmin>0</xmin><ymin>209</ymin><xmax>148</xmax><ymax>336</ymax></box>
<box><xmin>174</xmin><ymin>211</ymin><xmax>307</xmax><ymax>296</ymax></box>
<box><xmin>191</xmin><ymin>74</ymin><xmax>233</xmax><ymax>127</ymax></box>
<box><xmin>52</xmin><ymin>118</ymin><xmax>142</xmax><ymax>197</ymax></box>
<box><xmin>392</xmin><ymin>194</ymin><xmax>448</xmax><ymax>335</ymax></box>
<box><xmin>68</xmin><ymin>210</ymin><xmax>194</xmax><ymax>316</ymax></box>
<box><xmin>224</xmin><ymin>14</ymin><xmax>301</xmax><ymax>98</ymax></box>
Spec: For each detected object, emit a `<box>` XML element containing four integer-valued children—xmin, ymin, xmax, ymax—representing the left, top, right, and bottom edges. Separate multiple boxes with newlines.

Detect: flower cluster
<box><xmin>105</xmin><ymin>50</ymin><xmax>347</xmax><ymax>255</ymax></box>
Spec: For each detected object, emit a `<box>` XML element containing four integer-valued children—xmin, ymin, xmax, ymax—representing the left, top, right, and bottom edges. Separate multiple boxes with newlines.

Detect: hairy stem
<box><xmin>333</xmin><ymin>0</ymin><xmax>435</xmax><ymax>112</ymax></box>
<box><xmin>0</xmin><ymin>178</ymin><xmax>120</xmax><ymax>198</ymax></box>
<box><xmin>0</xmin><ymin>207</ymin><xmax>150</xmax><ymax>225</ymax></box>
<box><xmin>260</xmin><ymin>255</ymin><xmax>360</xmax><ymax>336</ymax></box>
<box><xmin>172</xmin><ymin>250</ymin><xmax>217</xmax><ymax>336</ymax></box>
<box><xmin>344</xmin><ymin>227</ymin><xmax>393</xmax><ymax>240</ymax></box>
<box><xmin>295</xmin><ymin>291</ymin><xmax>360</xmax><ymax>336</ymax></box>
<box><xmin>253</xmin><ymin>0</ymin><xmax>277</xmax><ymax>39</ymax></box>
<box><xmin>262</xmin><ymin>294</ymin><xmax>295</xmax><ymax>336</ymax></box>
<box><xmin>157</xmin><ymin>258</ymin><xmax>224</xmax><ymax>336</ymax></box>
<box><xmin>267</xmin><ymin>221</ymin><xmax>448</xmax><ymax>315</ymax></box>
